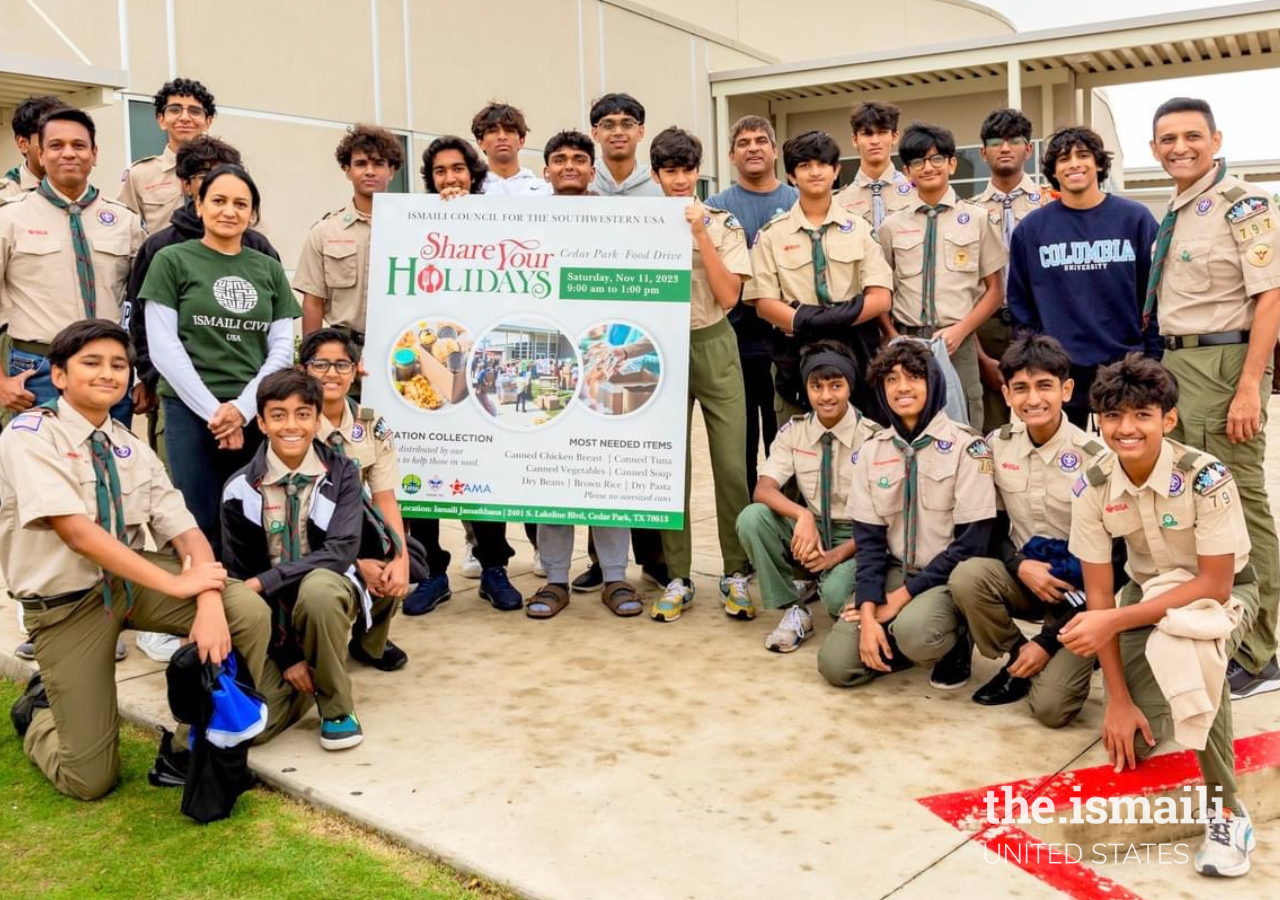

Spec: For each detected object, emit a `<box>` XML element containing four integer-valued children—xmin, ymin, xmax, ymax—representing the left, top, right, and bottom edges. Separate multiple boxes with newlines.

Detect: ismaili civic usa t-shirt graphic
<box><xmin>212</xmin><ymin>275</ymin><xmax>260</xmax><ymax>313</ymax></box>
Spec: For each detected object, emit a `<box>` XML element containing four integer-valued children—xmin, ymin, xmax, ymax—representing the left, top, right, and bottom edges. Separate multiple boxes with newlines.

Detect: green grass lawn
<box><xmin>0</xmin><ymin>678</ymin><xmax>518</xmax><ymax>900</ymax></box>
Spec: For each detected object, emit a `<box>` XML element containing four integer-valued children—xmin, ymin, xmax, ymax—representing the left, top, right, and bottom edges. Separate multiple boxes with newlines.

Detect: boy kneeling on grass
<box><xmin>817</xmin><ymin>338</ymin><xmax>996</xmax><ymax>689</ymax></box>
<box><xmin>736</xmin><ymin>340</ymin><xmax>879</xmax><ymax>653</ymax></box>
<box><xmin>221</xmin><ymin>369</ymin><xmax>402</xmax><ymax>751</ymax></box>
<box><xmin>5</xmin><ymin>320</ymin><xmax>269</xmax><ymax>800</ymax></box>
<box><xmin>1063</xmin><ymin>354</ymin><xmax>1260</xmax><ymax>877</ymax></box>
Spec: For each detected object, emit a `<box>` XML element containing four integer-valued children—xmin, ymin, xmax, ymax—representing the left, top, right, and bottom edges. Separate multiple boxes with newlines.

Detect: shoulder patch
<box><xmin>723</xmin><ymin>213</ymin><xmax>740</xmax><ymax>230</ymax></box>
<box><xmin>1226</xmin><ymin>196</ymin><xmax>1268</xmax><ymax>224</ymax></box>
<box><xmin>965</xmin><ymin>438</ymin><xmax>992</xmax><ymax>459</ymax></box>
<box><xmin>373</xmin><ymin>417</ymin><xmax>392</xmax><ymax>441</ymax></box>
<box><xmin>1072</xmin><ymin>475</ymin><xmax>1088</xmax><ymax>497</ymax></box>
<box><xmin>8</xmin><ymin>412</ymin><xmax>44</xmax><ymax>433</ymax></box>
<box><xmin>1193</xmin><ymin>461</ymin><xmax>1232</xmax><ymax>494</ymax></box>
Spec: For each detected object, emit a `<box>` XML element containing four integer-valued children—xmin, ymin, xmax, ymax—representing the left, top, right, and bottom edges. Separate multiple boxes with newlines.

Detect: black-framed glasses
<box><xmin>164</xmin><ymin>104</ymin><xmax>208</xmax><ymax>119</ymax></box>
<box><xmin>983</xmin><ymin>137</ymin><xmax>1029</xmax><ymax>149</ymax></box>
<box><xmin>305</xmin><ymin>360</ymin><xmax>355</xmax><ymax>374</ymax></box>
<box><xmin>905</xmin><ymin>154</ymin><xmax>951</xmax><ymax>172</ymax></box>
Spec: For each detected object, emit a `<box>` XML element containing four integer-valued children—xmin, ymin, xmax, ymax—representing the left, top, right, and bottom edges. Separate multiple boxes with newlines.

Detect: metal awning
<box><xmin>0</xmin><ymin>53</ymin><xmax>126</xmax><ymax>109</ymax></box>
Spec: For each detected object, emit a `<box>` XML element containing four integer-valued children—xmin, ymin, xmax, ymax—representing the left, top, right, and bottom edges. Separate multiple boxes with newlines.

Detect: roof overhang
<box><xmin>0</xmin><ymin>53</ymin><xmax>127</xmax><ymax>109</ymax></box>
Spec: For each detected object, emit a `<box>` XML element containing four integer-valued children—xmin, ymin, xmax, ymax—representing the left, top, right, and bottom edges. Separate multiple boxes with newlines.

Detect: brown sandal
<box><xmin>526</xmin><ymin>584</ymin><xmax>570</xmax><ymax>619</ymax></box>
<box><xmin>602</xmin><ymin>581</ymin><xmax>643</xmax><ymax>617</ymax></box>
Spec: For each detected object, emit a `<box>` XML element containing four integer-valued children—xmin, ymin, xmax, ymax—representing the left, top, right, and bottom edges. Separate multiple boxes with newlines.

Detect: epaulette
<box><xmin>357</xmin><ymin>405</ymin><xmax>376</xmax><ymax>423</ymax></box>
<box><xmin>998</xmin><ymin>424</ymin><xmax>1013</xmax><ymax>441</ymax></box>
<box><xmin>1175</xmin><ymin>448</ymin><xmax>1206</xmax><ymax>474</ymax></box>
<box><xmin>1222</xmin><ymin>185</ymin><xmax>1247</xmax><ymax>203</ymax></box>
<box><xmin>1079</xmin><ymin>438</ymin><xmax>1105</xmax><ymax>458</ymax></box>
<box><xmin>127</xmin><ymin>154</ymin><xmax>161</xmax><ymax>167</ymax></box>
<box><xmin>760</xmin><ymin>209</ymin><xmax>789</xmax><ymax>230</ymax></box>
<box><xmin>1084</xmin><ymin>459</ymin><xmax>1109</xmax><ymax>487</ymax></box>
<box><xmin>319</xmin><ymin>207</ymin><xmax>346</xmax><ymax>222</ymax></box>
<box><xmin>99</xmin><ymin>197</ymin><xmax>133</xmax><ymax>211</ymax></box>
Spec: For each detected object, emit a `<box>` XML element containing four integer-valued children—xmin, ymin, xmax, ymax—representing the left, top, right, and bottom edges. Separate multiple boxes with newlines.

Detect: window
<box><xmin>838</xmin><ymin>140</ymin><xmax>1046</xmax><ymax>200</ymax></box>
<box><xmin>389</xmin><ymin>134</ymin><xmax>410</xmax><ymax>193</ymax></box>
<box><xmin>126</xmin><ymin>98</ymin><xmax>168</xmax><ymax>162</ymax></box>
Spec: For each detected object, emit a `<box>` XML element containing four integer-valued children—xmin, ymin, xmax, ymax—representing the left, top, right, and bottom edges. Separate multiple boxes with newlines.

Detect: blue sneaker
<box><xmin>402</xmin><ymin>573</ymin><xmax>451</xmax><ymax>616</ymax></box>
<box><xmin>479</xmin><ymin>566</ymin><xmax>522</xmax><ymax>611</ymax></box>
<box><xmin>319</xmin><ymin>712</ymin><xmax>364</xmax><ymax>750</ymax></box>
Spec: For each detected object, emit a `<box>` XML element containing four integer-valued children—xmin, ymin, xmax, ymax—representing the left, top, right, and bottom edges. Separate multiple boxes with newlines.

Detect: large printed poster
<box><xmin>363</xmin><ymin>195</ymin><xmax>692</xmax><ymax>530</ymax></box>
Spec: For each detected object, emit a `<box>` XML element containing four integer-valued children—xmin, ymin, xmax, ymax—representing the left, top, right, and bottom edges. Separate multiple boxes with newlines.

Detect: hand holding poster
<box><xmin>363</xmin><ymin>195</ymin><xmax>692</xmax><ymax>530</ymax></box>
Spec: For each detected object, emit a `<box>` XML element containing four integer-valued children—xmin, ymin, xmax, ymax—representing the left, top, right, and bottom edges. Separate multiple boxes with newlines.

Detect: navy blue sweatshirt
<box><xmin>1007</xmin><ymin>195</ymin><xmax>1162</xmax><ymax>366</ymax></box>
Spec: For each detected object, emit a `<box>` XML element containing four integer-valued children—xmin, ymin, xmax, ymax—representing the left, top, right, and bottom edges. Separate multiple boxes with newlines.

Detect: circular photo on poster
<box><xmin>387</xmin><ymin>318</ymin><xmax>473</xmax><ymax>414</ymax></box>
<box><xmin>577</xmin><ymin>321</ymin><xmax>662</xmax><ymax>418</ymax></box>
<box><xmin>468</xmin><ymin>316</ymin><xmax>580</xmax><ymax>430</ymax></box>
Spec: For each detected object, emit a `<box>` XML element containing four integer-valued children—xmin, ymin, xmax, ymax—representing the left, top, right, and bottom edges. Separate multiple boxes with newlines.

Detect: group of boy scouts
<box><xmin>1</xmin><ymin>75</ymin><xmax>1278</xmax><ymax>880</ymax></box>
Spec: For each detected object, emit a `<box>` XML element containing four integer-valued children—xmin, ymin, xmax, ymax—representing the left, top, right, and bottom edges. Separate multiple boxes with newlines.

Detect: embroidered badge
<box><xmin>1170</xmin><ymin>472</ymin><xmax>1185</xmax><ymax>496</ymax></box>
<box><xmin>935</xmin><ymin>440</ymin><xmax>953</xmax><ymax>454</ymax></box>
<box><xmin>1161</xmin><ymin>514</ymin><xmax>1178</xmax><ymax>528</ymax></box>
<box><xmin>1029</xmin><ymin>193</ymin><xmax>1041</xmax><ymax>203</ymax></box>
<box><xmin>1196</xmin><ymin>197</ymin><xmax>1214</xmax><ymax>215</ymax></box>
<box><xmin>897</xmin><ymin>183</ymin><xmax>912</xmax><ymax>195</ymax></box>
<box><xmin>954</xmin><ymin>249</ymin><xmax>970</xmax><ymax>267</ymax></box>
<box><xmin>1181</xmin><ymin>249</ymin><xmax>1192</xmax><ymax>262</ymax></box>
<box><xmin>11</xmin><ymin>412</ymin><xmax>46</xmax><ymax>434</ymax></box>
<box><xmin>112</xmin><ymin>445</ymin><xmax>131</xmax><ymax>459</ymax></box>
<box><xmin>850</xmin><ymin>450</ymin><xmax>859</xmax><ymax>466</ymax></box>
<box><xmin>373</xmin><ymin>417</ymin><xmax>391</xmax><ymax>441</ymax></box>
<box><xmin>1226</xmin><ymin>196</ymin><xmax>1268</xmax><ymax>224</ymax></box>
<box><xmin>965</xmin><ymin>439</ymin><xmax>992</xmax><ymax>459</ymax></box>
<box><xmin>702</xmin><ymin>215</ymin><xmax>712</xmax><ymax>227</ymax></box>
<box><xmin>877</xmin><ymin>476</ymin><xmax>891</xmax><ymax>488</ymax></box>
<box><xmin>837</xmin><ymin>219</ymin><xmax>856</xmax><ymax>234</ymax></box>
<box><xmin>269</xmin><ymin>520</ymin><xmax>285</xmax><ymax>534</ymax></box>
<box><xmin>1058</xmin><ymin>452</ymin><xmax>1081</xmax><ymax>473</ymax></box>
<box><xmin>725</xmin><ymin>214</ymin><xmax>739</xmax><ymax>229</ymax></box>
<box><xmin>957</xmin><ymin>212</ymin><xmax>970</xmax><ymax>225</ymax></box>
<box><xmin>1247</xmin><ymin>243</ymin><xmax>1274</xmax><ymax>267</ymax></box>
<box><xmin>1072</xmin><ymin>475</ymin><xmax>1087</xmax><ymax>497</ymax></box>
<box><xmin>97</xmin><ymin>209</ymin><xmax>117</xmax><ymax>226</ymax></box>
<box><xmin>1194</xmin><ymin>461</ymin><xmax>1232</xmax><ymax>494</ymax></box>
<box><xmin>350</xmin><ymin>422</ymin><xmax>365</xmax><ymax>441</ymax></box>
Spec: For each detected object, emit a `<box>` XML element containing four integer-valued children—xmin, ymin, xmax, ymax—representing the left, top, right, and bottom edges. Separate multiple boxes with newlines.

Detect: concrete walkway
<box><xmin>5</xmin><ymin>406</ymin><xmax>1280</xmax><ymax>900</ymax></box>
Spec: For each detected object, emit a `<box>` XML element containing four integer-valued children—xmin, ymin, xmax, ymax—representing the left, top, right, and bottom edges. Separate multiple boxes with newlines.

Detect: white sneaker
<box><xmin>532</xmin><ymin>548</ymin><xmax>547</xmax><ymax>577</ymax></box>
<box><xmin>136</xmin><ymin>632</ymin><xmax>181</xmax><ymax>663</ymax></box>
<box><xmin>1195</xmin><ymin>802</ymin><xmax>1255</xmax><ymax>877</ymax></box>
<box><xmin>461</xmin><ymin>544</ymin><xmax>482</xmax><ymax>579</ymax></box>
<box><xmin>765</xmin><ymin>604</ymin><xmax>813</xmax><ymax>653</ymax></box>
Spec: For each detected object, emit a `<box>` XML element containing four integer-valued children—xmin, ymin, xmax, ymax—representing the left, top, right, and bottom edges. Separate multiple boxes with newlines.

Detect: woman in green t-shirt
<box><xmin>142</xmin><ymin>164</ymin><xmax>300</xmax><ymax>555</ymax></box>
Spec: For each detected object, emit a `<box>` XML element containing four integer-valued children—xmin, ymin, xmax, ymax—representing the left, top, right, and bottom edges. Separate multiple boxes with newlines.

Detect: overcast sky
<box><xmin>978</xmin><ymin>0</ymin><xmax>1278</xmax><ymax>166</ymax></box>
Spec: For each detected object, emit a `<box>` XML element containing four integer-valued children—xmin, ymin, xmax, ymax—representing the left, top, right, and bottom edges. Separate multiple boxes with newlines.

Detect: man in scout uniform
<box><xmin>949</xmin><ymin>336</ymin><xmax>1100</xmax><ymax>720</ymax></box>
<box><xmin>1146</xmin><ymin>97</ymin><xmax>1280</xmax><ymax>700</ymax></box>
<box><xmin>0</xmin><ymin>95</ymin><xmax>61</xmax><ymax>202</ymax></box>
<box><xmin>818</xmin><ymin>339</ymin><xmax>996</xmax><ymax>690</ymax></box>
<box><xmin>1064</xmin><ymin>354</ymin><xmax>1260</xmax><ymax>878</ymax></box>
<box><xmin>879</xmin><ymin>122</ymin><xmax>1006</xmax><ymax>432</ymax></box>
<box><xmin>746</xmin><ymin>130</ymin><xmax>893</xmax><ymax>425</ymax></box>
<box><xmin>295</xmin><ymin>124</ymin><xmax>403</xmax><ymax>348</ymax></box>
<box><xmin>972</xmin><ymin>108</ymin><xmax>1048</xmax><ymax>430</ymax></box>
<box><xmin>5</xmin><ymin>320</ymin><xmax>270</xmax><ymax>800</ymax></box>
<box><xmin>0</xmin><ymin>107</ymin><xmax>141</xmax><ymax>419</ymax></box>
<box><xmin>738</xmin><ymin>341</ymin><xmax>879</xmax><ymax>652</ymax></box>
<box><xmin>118</xmin><ymin>78</ymin><xmax>215</xmax><ymax>232</ymax></box>
<box><xmin>644</xmin><ymin>127</ymin><xmax>753</xmax><ymax>621</ymax></box>
<box><xmin>833</xmin><ymin>100</ymin><xmax>916</xmax><ymax>230</ymax></box>
<box><xmin>220</xmin><ymin>369</ymin><xmax>399</xmax><ymax>751</ymax></box>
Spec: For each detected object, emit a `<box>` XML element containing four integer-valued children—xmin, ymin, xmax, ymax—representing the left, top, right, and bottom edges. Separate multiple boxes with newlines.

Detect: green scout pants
<box><xmin>817</xmin><ymin>565</ymin><xmax>962</xmax><ymax>687</ymax></box>
<box><xmin>949</xmin><ymin>557</ymin><xmax>1094</xmax><ymax>728</ymax></box>
<box><xmin>23</xmin><ymin>552</ymin><xmax>270</xmax><ymax>800</ymax></box>
<box><xmin>735</xmin><ymin>503</ymin><xmax>856</xmax><ymax>617</ymax></box>
<box><xmin>1164</xmin><ymin>343</ymin><xmax>1279</xmax><ymax>672</ymax></box>
<box><xmin>271</xmin><ymin>568</ymin><xmax>398</xmax><ymax>724</ymax></box>
<box><xmin>976</xmin><ymin>315</ymin><xmax>1011</xmax><ymax>431</ymax></box>
<box><xmin>661</xmin><ymin>317</ymin><xmax>750</xmax><ymax>579</ymax></box>
<box><xmin>1119</xmin><ymin>579</ymin><xmax>1258</xmax><ymax>812</ymax></box>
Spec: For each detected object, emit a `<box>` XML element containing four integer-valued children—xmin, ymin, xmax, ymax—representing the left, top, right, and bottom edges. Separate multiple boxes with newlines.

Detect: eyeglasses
<box><xmin>305</xmin><ymin>360</ymin><xmax>355</xmax><ymax>374</ymax></box>
<box><xmin>595</xmin><ymin>117</ymin><xmax>638</xmax><ymax>133</ymax></box>
<box><xmin>905</xmin><ymin>154</ymin><xmax>951</xmax><ymax>172</ymax></box>
<box><xmin>164</xmin><ymin>104</ymin><xmax>208</xmax><ymax>120</ymax></box>
<box><xmin>983</xmin><ymin>137</ymin><xmax>1029</xmax><ymax>148</ymax></box>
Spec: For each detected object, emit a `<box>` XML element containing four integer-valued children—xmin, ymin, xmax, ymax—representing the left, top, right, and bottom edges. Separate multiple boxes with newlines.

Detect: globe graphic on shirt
<box><xmin>212</xmin><ymin>275</ymin><xmax>260</xmax><ymax>314</ymax></box>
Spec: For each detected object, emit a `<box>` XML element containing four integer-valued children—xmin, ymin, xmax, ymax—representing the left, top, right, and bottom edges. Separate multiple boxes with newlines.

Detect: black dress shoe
<box><xmin>348</xmin><ymin>638</ymin><xmax>409</xmax><ymax>672</ymax></box>
<box><xmin>930</xmin><ymin>628</ymin><xmax>973</xmax><ymax>690</ymax></box>
<box><xmin>10</xmin><ymin>672</ymin><xmax>48</xmax><ymax>738</ymax></box>
<box><xmin>972</xmin><ymin>667</ymin><xmax>1032</xmax><ymax>706</ymax></box>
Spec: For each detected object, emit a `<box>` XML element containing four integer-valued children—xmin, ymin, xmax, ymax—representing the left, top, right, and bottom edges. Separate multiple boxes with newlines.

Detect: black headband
<box><xmin>801</xmin><ymin>352</ymin><xmax>858</xmax><ymax>388</ymax></box>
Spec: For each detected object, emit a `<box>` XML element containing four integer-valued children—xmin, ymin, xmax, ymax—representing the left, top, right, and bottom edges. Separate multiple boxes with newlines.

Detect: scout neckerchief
<box><xmin>1143</xmin><ymin>160</ymin><xmax>1228</xmax><ymax>324</ymax></box>
<box><xmin>892</xmin><ymin>432</ymin><xmax>936</xmax><ymax>569</ymax></box>
<box><xmin>36</xmin><ymin>177</ymin><xmax>100</xmax><ymax>318</ymax></box>
<box><xmin>918</xmin><ymin>200</ymin><xmax>952</xmax><ymax>326</ymax></box>
<box><xmin>869</xmin><ymin>181</ymin><xmax>886</xmax><ymax>229</ymax></box>
<box><xmin>818</xmin><ymin>431</ymin><xmax>834</xmax><ymax>549</ymax></box>
<box><xmin>327</xmin><ymin>406</ymin><xmax>403</xmax><ymax>559</ymax></box>
<box><xmin>275</xmin><ymin>473</ymin><xmax>317</xmax><ymax>562</ymax></box>
<box><xmin>989</xmin><ymin>188</ymin><xmax>1025</xmax><ymax>248</ymax></box>
<box><xmin>800</xmin><ymin>222</ymin><xmax>833</xmax><ymax>307</ymax></box>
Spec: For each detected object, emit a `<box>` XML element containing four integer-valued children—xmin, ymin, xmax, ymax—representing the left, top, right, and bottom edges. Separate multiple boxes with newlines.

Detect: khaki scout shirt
<box><xmin>973</xmin><ymin>175</ymin><xmax>1047</xmax><ymax>238</ymax></box>
<box><xmin>744</xmin><ymin>200</ymin><xmax>893</xmax><ymax>308</ymax></box>
<box><xmin>759</xmin><ymin>408</ymin><xmax>880</xmax><ymax>519</ymax></box>
<box><xmin>0</xmin><ymin>401</ymin><xmax>196</xmax><ymax>599</ymax></box>
<box><xmin>117</xmin><ymin>145</ymin><xmax>182</xmax><ymax>232</ymax></box>
<box><xmin>690</xmin><ymin>206</ymin><xmax>752</xmax><ymax>330</ymax></box>
<box><xmin>878</xmin><ymin>188</ymin><xmax>1007</xmax><ymax>327</ymax></box>
<box><xmin>846</xmin><ymin>411</ymin><xmax>996</xmax><ymax>566</ymax></box>
<box><xmin>990</xmin><ymin>415</ymin><xmax>1106</xmax><ymax>549</ymax></box>
<box><xmin>1069</xmin><ymin>439</ymin><xmax>1250</xmax><ymax>586</ymax></box>
<box><xmin>0</xmin><ymin>163</ymin><xmax>40</xmax><ymax>203</ymax></box>
<box><xmin>1155</xmin><ymin>163</ymin><xmax>1280</xmax><ymax>336</ymax></box>
<box><xmin>0</xmin><ymin>189</ymin><xmax>142</xmax><ymax>342</ymax></box>
<box><xmin>292</xmin><ymin>203</ymin><xmax>372</xmax><ymax>332</ymax></box>
<box><xmin>316</xmin><ymin>402</ymin><xmax>400</xmax><ymax>496</ymax></box>
<box><xmin>261</xmin><ymin>445</ymin><xmax>327</xmax><ymax>565</ymax></box>
<box><xmin>834</xmin><ymin>166</ymin><xmax>917</xmax><ymax>228</ymax></box>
